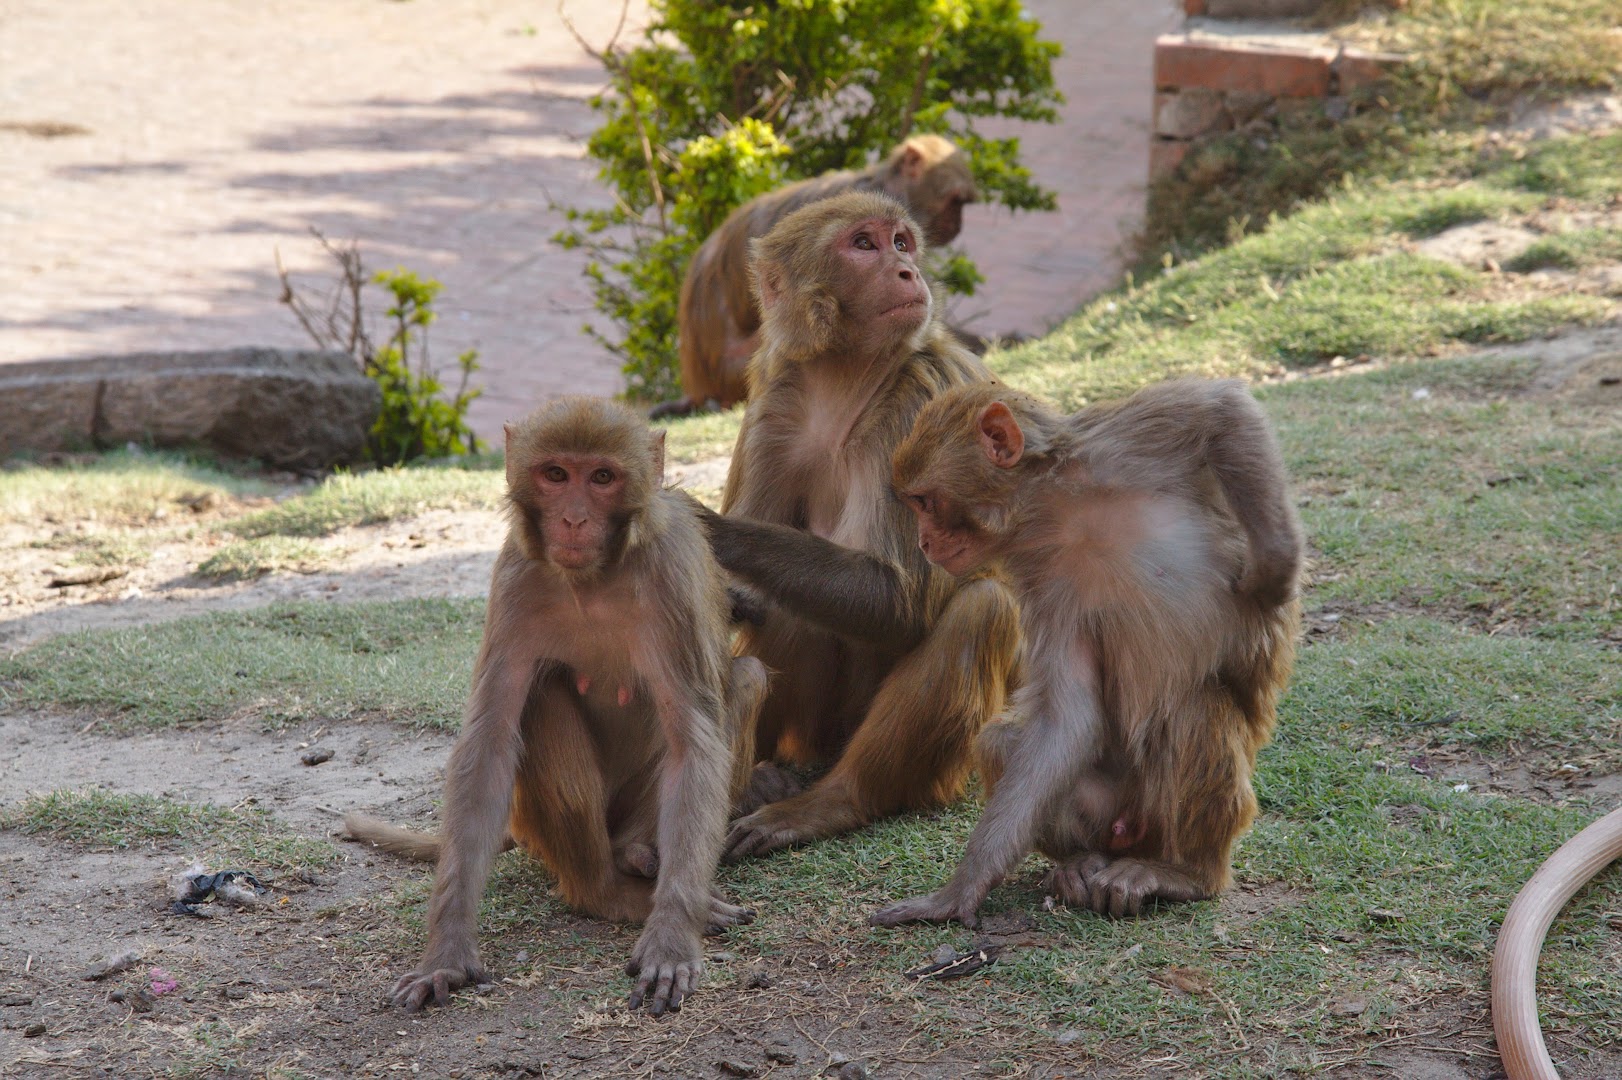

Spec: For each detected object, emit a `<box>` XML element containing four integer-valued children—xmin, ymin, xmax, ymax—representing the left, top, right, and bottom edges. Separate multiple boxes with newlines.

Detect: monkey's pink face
<box><xmin>902</xmin><ymin>490</ymin><xmax>994</xmax><ymax>576</ymax></box>
<box><xmin>838</xmin><ymin>217</ymin><xmax>931</xmax><ymax>334</ymax></box>
<box><xmin>532</xmin><ymin>455</ymin><xmax>627</xmax><ymax>572</ymax></box>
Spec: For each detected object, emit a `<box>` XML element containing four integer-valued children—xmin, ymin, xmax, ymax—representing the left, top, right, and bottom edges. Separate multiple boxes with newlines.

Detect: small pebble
<box><xmin>24</xmin><ymin>1022</ymin><xmax>46</xmax><ymax>1037</ymax></box>
<box><xmin>301</xmin><ymin>747</ymin><xmax>335</xmax><ymax>766</ymax></box>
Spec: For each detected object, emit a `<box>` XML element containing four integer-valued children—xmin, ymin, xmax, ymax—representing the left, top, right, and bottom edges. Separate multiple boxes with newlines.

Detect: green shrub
<box><xmin>553</xmin><ymin>0</ymin><xmax>1062</xmax><ymax>401</ymax></box>
<box><xmin>278</xmin><ymin>235</ymin><xmax>484</xmax><ymax>466</ymax></box>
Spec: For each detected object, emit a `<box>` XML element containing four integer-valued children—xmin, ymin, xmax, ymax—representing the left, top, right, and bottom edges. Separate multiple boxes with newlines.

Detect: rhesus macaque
<box><xmin>345</xmin><ymin>397</ymin><xmax>766</xmax><ymax>1015</ymax></box>
<box><xmin>692</xmin><ymin>190</ymin><xmax>1021</xmax><ymax>861</ymax></box>
<box><xmin>871</xmin><ymin>378</ymin><xmax>1303</xmax><ymax>926</ymax></box>
<box><xmin>652</xmin><ymin>134</ymin><xmax>976</xmax><ymax>417</ymax></box>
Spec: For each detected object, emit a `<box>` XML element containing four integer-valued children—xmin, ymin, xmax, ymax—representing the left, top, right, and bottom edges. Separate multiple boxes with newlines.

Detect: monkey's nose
<box><xmin>898</xmin><ymin>269</ymin><xmax>914</xmax><ymax>281</ymax></box>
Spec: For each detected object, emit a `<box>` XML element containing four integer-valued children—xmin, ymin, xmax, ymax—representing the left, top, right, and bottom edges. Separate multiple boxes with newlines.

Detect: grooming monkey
<box><xmin>346</xmin><ymin>397</ymin><xmax>765</xmax><ymax>1014</ymax></box>
<box><xmin>691</xmin><ymin>190</ymin><xmax>1021</xmax><ymax>860</ymax></box>
<box><xmin>872</xmin><ymin>379</ymin><xmax>1303</xmax><ymax>925</ymax></box>
<box><xmin>654</xmin><ymin>134</ymin><xmax>976</xmax><ymax>417</ymax></box>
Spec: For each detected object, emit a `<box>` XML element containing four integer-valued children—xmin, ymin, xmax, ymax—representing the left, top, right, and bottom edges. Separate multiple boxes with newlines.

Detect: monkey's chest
<box><xmin>786</xmin><ymin>416</ymin><xmax>885</xmax><ymax>550</ymax></box>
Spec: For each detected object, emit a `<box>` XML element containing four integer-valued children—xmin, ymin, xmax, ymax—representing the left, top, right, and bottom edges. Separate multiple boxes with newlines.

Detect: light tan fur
<box><xmin>694</xmin><ymin>192</ymin><xmax>1020</xmax><ymax>860</ymax></box>
<box><xmin>345</xmin><ymin>397</ymin><xmax>765</xmax><ymax>1014</ymax></box>
<box><xmin>873</xmin><ymin>378</ymin><xmax>1303</xmax><ymax>925</ymax></box>
<box><xmin>656</xmin><ymin>136</ymin><xmax>976</xmax><ymax>415</ymax></box>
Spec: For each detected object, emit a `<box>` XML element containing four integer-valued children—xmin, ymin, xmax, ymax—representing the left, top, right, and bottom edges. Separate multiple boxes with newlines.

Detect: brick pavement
<box><xmin>0</xmin><ymin>0</ymin><xmax>1178</xmax><ymax>440</ymax></box>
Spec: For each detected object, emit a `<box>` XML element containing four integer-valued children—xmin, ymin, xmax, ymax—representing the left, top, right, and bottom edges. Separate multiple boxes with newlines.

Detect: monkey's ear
<box><xmin>898</xmin><ymin>140</ymin><xmax>926</xmax><ymax>180</ymax></box>
<box><xmin>649</xmin><ymin>429</ymin><xmax>666</xmax><ymax>482</ymax></box>
<box><xmin>976</xmin><ymin>402</ymin><xmax>1024</xmax><ymax>468</ymax></box>
<box><xmin>755</xmin><ymin>263</ymin><xmax>785</xmax><ymax>311</ymax></box>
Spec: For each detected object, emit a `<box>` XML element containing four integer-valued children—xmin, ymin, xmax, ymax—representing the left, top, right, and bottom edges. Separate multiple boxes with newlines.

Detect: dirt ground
<box><xmin>3</xmin><ymin>334</ymin><xmax>1621</xmax><ymax>1077</ymax></box>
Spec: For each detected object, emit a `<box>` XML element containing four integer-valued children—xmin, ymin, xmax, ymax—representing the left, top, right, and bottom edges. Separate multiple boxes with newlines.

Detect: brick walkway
<box><xmin>0</xmin><ymin>0</ymin><xmax>1177</xmax><ymax>439</ymax></box>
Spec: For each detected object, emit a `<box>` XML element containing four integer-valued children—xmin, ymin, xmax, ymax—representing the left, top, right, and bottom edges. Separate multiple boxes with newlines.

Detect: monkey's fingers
<box><xmin>868</xmin><ymin>889</ymin><xmax>980</xmax><ymax>929</ymax></box>
<box><xmin>723</xmin><ymin>815</ymin><xmax>799</xmax><ymax>862</ymax></box>
<box><xmin>704</xmin><ymin>895</ymin><xmax>756</xmax><ymax>934</ymax></box>
<box><xmin>629</xmin><ymin>962</ymin><xmax>690</xmax><ymax>1016</ymax></box>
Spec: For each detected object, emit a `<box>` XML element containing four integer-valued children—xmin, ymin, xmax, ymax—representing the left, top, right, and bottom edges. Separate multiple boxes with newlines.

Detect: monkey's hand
<box><xmin>389</xmin><ymin>953</ymin><xmax>491</xmax><ymax>1011</ymax></box>
<box><xmin>868</xmin><ymin>885</ymin><xmax>983</xmax><ymax>929</ymax></box>
<box><xmin>626</xmin><ymin>922</ymin><xmax>704</xmax><ymax>1016</ymax></box>
<box><xmin>705</xmin><ymin>891</ymin><xmax>757</xmax><ymax>935</ymax></box>
<box><xmin>1044</xmin><ymin>853</ymin><xmax>1207</xmax><ymax>918</ymax></box>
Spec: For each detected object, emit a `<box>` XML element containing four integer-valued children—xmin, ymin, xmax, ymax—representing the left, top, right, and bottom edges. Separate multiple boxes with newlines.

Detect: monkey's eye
<box><xmin>541</xmin><ymin>465</ymin><xmax>568</xmax><ymax>484</ymax></box>
<box><xmin>894</xmin><ymin>234</ymin><xmax>910</xmax><ymax>252</ymax></box>
<box><xmin>590</xmin><ymin>468</ymin><xmax>616</xmax><ymax>486</ymax></box>
<box><xmin>853</xmin><ymin>233</ymin><xmax>875</xmax><ymax>251</ymax></box>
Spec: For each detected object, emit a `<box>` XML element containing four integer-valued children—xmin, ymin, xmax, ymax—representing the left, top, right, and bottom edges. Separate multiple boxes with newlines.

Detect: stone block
<box><xmin>1149</xmin><ymin>140</ymin><xmax>1193</xmax><ymax>182</ymax></box>
<box><xmin>1332</xmin><ymin>47</ymin><xmax>1405</xmax><ymax>93</ymax></box>
<box><xmin>1154</xmin><ymin>88</ymin><xmax>1230</xmax><ymax>139</ymax></box>
<box><xmin>1155</xmin><ymin>34</ymin><xmax>1334</xmax><ymax>97</ymax></box>
<box><xmin>1205</xmin><ymin>0</ymin><xmax>1323</xmax><ymax>17</ymax></box>
<box><xmin>0</xmin><ymin>348</ymin><xmax>380</xmax><ymax>468</ymax></box>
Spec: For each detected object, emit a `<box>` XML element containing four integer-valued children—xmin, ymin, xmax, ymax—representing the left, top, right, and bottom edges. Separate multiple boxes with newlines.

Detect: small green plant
<box><xmin>553</xmin><ymin>0</ymin><xmax>1062</xmax><ymax>401</ymax></box>
<box><xmin>366</xmin><ymin>268</ymin><xmax>483</xmax><ymax>464</ymax></box>
<box><xmin>277</xmin><ymin>232</ymin><xmax>484</xmax><ymax>465</ymax></box>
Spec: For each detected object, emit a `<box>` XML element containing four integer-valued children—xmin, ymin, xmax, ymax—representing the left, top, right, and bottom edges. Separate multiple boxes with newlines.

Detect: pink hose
<box><xmin>1492</xmin><ymin>807</ymin><xmax>1622</xmax><ymax>1080</ymax></box>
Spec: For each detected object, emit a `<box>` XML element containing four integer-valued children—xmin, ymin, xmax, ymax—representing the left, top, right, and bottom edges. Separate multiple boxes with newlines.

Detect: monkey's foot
<box><xmin>705</xmin><ymin>892</ymin><xmax>756</xmax><ymax>935</ymax></box>
<box><xmin>732</xmin><ymin>762</ymin><xmax>805</xmax><ymax>817</ymax></box>
<box><xmin>614</xmin><ymin>841</ymin><xmax>660</xmax><ymax>879</ymax></box>
<box><xmin>868</xmin><ymin>885</ymin><xmax>984</xmax><ymax>929</ymax></box>
<box><xmin>626</xmin><ymin>923</ymin><xmax>704</xmax><ymax>1016</ymax></box>
<box><xmin>389</xmin><ymin>954</ymin><xmax>491</xmax><ymax>1011</ymax></box>
<box><xmin>1043</xmin><ymin>853</ymin><xmax>1209</xmax><ymax>918</ymax></box>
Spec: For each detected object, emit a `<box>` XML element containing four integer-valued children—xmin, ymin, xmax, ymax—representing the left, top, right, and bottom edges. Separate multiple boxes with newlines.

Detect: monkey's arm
<box><xmin>1107</xmin><ymin>380</ymin><xmax>1302</xmax><ymax>608</ymax></box>
<box><xmin>392</xmin><ymin>644</ymin><xmax>543</xmax><ymax>1010</ymax></box>
<box><xmin>870</xmin><ymin>641</ymin><xmax>1104</xmax><ymax>928</ymax></box>
<box><xmin>1197</xmin><ymin>383</ymin><xmax>1303</xmax><ymax>607</ymax></box>
<box><xmin>700</xmin><ymin>510</ymin><xmax>925</xmax><ymax>646</ymax></box>
<box><xmin>629</xmin><ymin>688</ymin><xmax>736</xmax><ymax>1015</ymax></box>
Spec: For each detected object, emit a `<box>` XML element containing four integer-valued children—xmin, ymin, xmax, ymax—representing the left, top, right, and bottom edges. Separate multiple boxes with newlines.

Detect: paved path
<box><xmin>0</xmin><ymin>0</ymin><xmax>1178</xmax><ymax>439</ymax></box>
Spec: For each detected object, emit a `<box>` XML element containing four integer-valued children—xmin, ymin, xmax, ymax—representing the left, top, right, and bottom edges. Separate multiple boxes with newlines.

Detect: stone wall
<box><xmin>0</xmin><ymin>348</ymin><xmax>380</xmax><ymax>469</ymax></box>
<box><xmin>1151</xmin><ymin>3</ymin><xmax>1403</xmax><ymax>180</ymax></box>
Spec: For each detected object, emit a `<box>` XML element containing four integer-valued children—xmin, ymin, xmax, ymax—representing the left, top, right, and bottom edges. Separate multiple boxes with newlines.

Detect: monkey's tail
<box><xmin>342</xmin><ymin>813</ymin><xmax>443</xmax><ymax>862</ymax></box>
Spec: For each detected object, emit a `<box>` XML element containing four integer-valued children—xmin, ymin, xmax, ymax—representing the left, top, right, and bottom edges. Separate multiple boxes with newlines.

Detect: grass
<box><xmin>0</xmin><ymin>448</ymin><xmax>273</xmax><ymax>529</ymax></box>
<box><xmin>0</xmin><ymin>599</ymin><xmax>481</xmax><ymax>730</ymax></box>
<box><xmin>221</xmin><ymin>462</ymin><xmax>503</xmax><ymax>540</ymax></box>
<box><xmin>196</xmin><ymin>535</ymin><xmax>334</xmax><ymax>579</ymax></box>
<box><xmin>4</xmin><ymin>788</ymin><xmax>337</xmax><ymax>873</ymax></box>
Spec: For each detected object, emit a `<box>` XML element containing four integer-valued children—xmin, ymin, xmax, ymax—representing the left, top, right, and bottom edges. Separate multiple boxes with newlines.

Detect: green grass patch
<box><xmin>0</xmin><ymin>599</ymin><xmax>482</xmax><ymax>730</ymax></box>
<box><xmin>224</xmin><ymin>464</ymin><xmax>503</xmax><ymax>540</ymax></box>
<box><xmin>0</xmin><ymin>449</ymin><xmax>272</xmax><ymax>528</ymax></box>
<box><xmin>1262</xmin><ymin>354</ymin><xmax>1622</xmax><ymax>640</ymax></box>
<box><xmin>1506</xmin><ymin>226</ymin><xmax>1622</xmax><ymax>272</ymax></box>
<box><xmin>196</xmin><ymin>536</ymin><xmax>333</xmax><ymax>579</ymax></box>
<box><xmin>4</xmin><ymin>788</ymin><xmax>336</xmax><ymax>872</ymax></box>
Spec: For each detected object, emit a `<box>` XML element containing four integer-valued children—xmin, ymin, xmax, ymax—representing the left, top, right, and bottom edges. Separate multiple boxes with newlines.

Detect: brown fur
<box><xmin>345</xmin><ymin>397</ymin><xmax>765</xmax><ymax>1014</ymax></box>
<box><xmin>693</xmin><ymin>191</ymin><xmax>1020</xmax><ymax>861</ymax></box>
<box><xmin>871</xmin><ymin>378</ymin><xmax>1303</xmax><ymax>925</ymax></box>
<box><xmin>655</xmin><ymin>135</ymin><xmax>976</xmax><ymax>416</ymax></box>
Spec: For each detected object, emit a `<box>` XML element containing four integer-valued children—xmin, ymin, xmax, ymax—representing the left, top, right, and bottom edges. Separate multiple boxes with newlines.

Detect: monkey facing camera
<box><xmin>346</xmin><ymin>397</ymin><xmax>765</xmax><ymax>1016</ymax></box>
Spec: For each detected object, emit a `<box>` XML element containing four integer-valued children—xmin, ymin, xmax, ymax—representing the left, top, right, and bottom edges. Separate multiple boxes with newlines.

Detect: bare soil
<box><xmin>3</xmin><ymin>338</ymin><xmax>1621</xmax><ymax>1077</ymax></box>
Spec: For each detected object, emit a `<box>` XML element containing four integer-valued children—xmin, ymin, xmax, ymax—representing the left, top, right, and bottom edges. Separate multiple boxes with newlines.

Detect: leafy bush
<box><xmin>278</xmin><ymin>235</ymin><xmax>483</xmax><ymax>465</ymax></box>
<box><xmin>554</xmin><ymin>0</ymin><xmax>1063</xmax><ymax>401</ymax></box>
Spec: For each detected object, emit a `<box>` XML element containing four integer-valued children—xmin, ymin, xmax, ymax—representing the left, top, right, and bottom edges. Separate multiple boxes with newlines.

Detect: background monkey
<box><xmin>346</xmin><ymin>397</ymin><xmax>765</xmax><ymax>1014</ymax></box>
<box><xmin>694</xmin><ymin>190</ymin><xmax>1020</xmax><ymax>861</ymax></box>
<box><xmin>653</xmin><ymin>134</ymin><xmax>976</xmax><ymax>417</ymax></box>
<box><xmin>872</xmin><ymin>378</ymin><xmax>1303</xmax><ymax>926</ymax></box>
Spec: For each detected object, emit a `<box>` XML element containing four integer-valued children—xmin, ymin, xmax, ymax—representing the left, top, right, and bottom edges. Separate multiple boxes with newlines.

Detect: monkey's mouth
<box><xmin>550</xmin><ymin>545</ymin><xmax>597</xmax><ymax>569</ymax></box>
<box><xmin>881</xmin><ymin>299</ymin><xmax>927</xmax><ymax>317</ymax></box>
